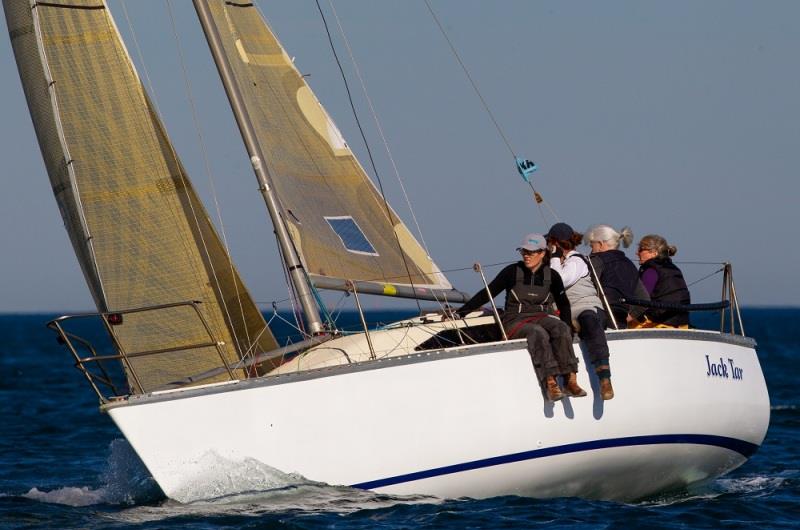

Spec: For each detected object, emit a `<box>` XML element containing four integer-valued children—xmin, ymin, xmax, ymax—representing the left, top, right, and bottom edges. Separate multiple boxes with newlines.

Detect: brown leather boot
<box><xmin>564</xmin><ymin>372</ymin><xmax>587</xmax><ymax>397</ymax></box>
<box><xmin>595</xmin><ymin>365</ymin><xmax>614</xmax><ymax>400</ymax></box>
<box><xmin>599</xmin><ymin>377</ymin><xmax>614</xmax><ymax>400</ymax></box>
<box><xmin>545</xmin><ymin>376</ymin><xmax>564</xmax><ymax>402</ymax></box>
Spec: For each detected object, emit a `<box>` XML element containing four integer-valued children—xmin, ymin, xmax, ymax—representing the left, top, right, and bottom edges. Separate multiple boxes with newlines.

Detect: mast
<box><xmin>192</xmin><ymin>0</ymin><xmax>324</xmax><ymax>335</ymax></box>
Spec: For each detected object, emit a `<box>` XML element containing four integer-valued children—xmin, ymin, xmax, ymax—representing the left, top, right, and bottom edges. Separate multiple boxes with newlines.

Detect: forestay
<box><xmin>206</xmin><ymin>1</ymin><xmax>463</xmax><ymax>302</ymax></box>
<box><xmin>5</xmin><ymin>0</ymin><xmax>276</xmax><ymax>392</ymax></box>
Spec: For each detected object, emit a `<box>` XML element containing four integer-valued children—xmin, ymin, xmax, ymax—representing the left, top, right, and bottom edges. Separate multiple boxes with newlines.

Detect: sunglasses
<box><xmin>520</xmin><ymin>249</ymin><xmax>545</xmax><ymax>256</ymax></box>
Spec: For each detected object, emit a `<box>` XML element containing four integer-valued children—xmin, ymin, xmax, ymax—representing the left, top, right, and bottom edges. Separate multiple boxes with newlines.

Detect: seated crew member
<box><xmin>546</xmin><ymin>222</ymin><xmax>614</xmax><ymax>400</ymax></box>
<box><xmin>583</xmin><ymin>224</ymin><xmax>649</xmax><ymax>328</ymax></box>
<box><xmin>633</xmin><ymin>234</ymin><xmax>691</xmax><ymax>328</ymax></box>
<box><xmin>455</xmin><ymin>233</ymin><xmax>585</xmax><ymax>402</ymax></box>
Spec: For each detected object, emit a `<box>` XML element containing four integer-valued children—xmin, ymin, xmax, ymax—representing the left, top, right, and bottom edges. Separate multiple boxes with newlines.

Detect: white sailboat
<box><xmin>4</xmin><ymin>0</ymin><xmax>768</xmax><ymax>503</ymax></box>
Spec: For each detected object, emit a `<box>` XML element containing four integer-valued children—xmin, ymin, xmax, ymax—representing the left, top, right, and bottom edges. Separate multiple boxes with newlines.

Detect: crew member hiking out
<box><xmin>546</xmin><ymin>222</ymin><xmax>614</xmax><ymax>400</ymax></box>
<box><xmin>454</xmin><ymin>233</ymin><xmax>585</xmax><ymax>402</ymax></box>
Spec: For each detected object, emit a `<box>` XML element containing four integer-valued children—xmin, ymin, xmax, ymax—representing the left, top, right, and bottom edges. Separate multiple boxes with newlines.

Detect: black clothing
<box><xmin>589</xmin><ymin>250</ymin><xmax>649</xmax><ymax>325</ymax></box>
<box><xmin>639</xmin><ymin>257</ymin><xmax>691</xmax><ymax>326</ymax></box>
<box><xmin>576</xmin><ymin>309</ymin><xmax>610</xmax><ymax>367</ymax></box>
<box><xmin>457</xmin><ymin>262</ymin><xmax>572</xmax><ymax>326</ymax></box>
<box><xmin>457</xmin><ymin>262</ymin><xmax>577</xmax><ymax>382</ymax></box>
<box><xmin>512</xmin><ymin>316</ymin><xmax>577</xmax><ymax>382</ymax></box>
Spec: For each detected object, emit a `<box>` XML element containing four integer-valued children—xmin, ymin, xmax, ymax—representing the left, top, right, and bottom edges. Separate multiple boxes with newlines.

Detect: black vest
<box><xmin>639</xmin><ymin>258</ymin><xmax>691</xmax><ymax>326</ymax></box>
<box><xmin>590</xmin><ymin>250</ymin><xmax>639</xmax><ymax>315</ymax></box>
<box><xmin>504</xmin><ymin>263</ymin><xmax>553</xmax><ymax>316</ymax></box>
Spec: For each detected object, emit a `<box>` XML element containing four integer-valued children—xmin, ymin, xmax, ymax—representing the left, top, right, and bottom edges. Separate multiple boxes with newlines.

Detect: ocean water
<box><xmin>0</xmin><ymin>308</ymin><xmax>797</xmax><ymax>529</ymax></box>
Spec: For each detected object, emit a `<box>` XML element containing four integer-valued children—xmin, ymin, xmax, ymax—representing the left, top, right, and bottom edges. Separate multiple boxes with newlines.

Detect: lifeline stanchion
<box><xmin>474</xmin><ymin>262</ymin><xmax>508</xmax><ymax>341</ymax></box>
<box><xmin>346</xmin><ymin>280</ymin><xmax>376</xmax><ymax>359</ymax></box>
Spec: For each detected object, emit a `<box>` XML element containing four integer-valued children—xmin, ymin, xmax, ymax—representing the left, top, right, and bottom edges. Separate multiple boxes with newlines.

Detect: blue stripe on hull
<box><xmin>350</xmin><ymin>434</ymin><xmax>759</xmax><ymax>490</ymax></box>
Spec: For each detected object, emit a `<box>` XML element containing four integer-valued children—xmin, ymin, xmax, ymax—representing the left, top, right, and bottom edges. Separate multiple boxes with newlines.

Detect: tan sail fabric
<box><xmin>206</xmin><ymin>1</ymin><xmax>456</xmax><ymax>298</ymax></box>
<box><xmin>4</xmin><ymin>0</ymin><xmax>277</xmax><ymax>392</ymax></box>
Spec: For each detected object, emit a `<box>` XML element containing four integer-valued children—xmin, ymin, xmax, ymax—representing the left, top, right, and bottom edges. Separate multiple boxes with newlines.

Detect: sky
<box><xmin>0</xmin><ymin>0</ymin><xmax>798</xmax><ymax>313</ymax></box>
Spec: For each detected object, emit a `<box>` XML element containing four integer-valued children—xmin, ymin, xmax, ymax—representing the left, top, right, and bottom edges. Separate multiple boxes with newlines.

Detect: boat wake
<box><xmin>640</xmin><ymin>470</ymin><xmax>796</xmax><ymax>506</ymax></box>
<box><xmin>167</xmin><ymin>450</ymin><xmax>321</xmax><ymax>503</ymax></box>
<box><xmin>163</xmin><ymin>450</ymin><xmax>439</xmax><ymax>511</ymax></box>
<box><xmin>19</xmin><ymin>438</ymin><xmax>437</xmax><ymax>518</ymax></box>
<box><xmin>21</xmin><ymin>439</ymin><xmax>161</xmax><ymax>507</ymax></box>
<box><xmin>713</xmin><ymin>472</ymin><xmax>795</xmax><ymax>498</ymax></box>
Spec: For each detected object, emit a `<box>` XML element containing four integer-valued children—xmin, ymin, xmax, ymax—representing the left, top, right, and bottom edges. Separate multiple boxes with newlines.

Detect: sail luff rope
<box><xmin>313</xmin><ymin>0</ymin><xmax>422</xmax><ymax>314</ymax></box>
<box><xmin>423</xmin><ymin>0</ymin><xmax>556</xmax><ymax>228</ymax></box>
<box><xmin>325</xmin><ymin>0</ymin><xmax>434</xmax><ymax>263</ymax></box>
<box><xmin>163</xmin><ymin>0</ymin><xmax>253</xmax><ymax>355</ymax></box>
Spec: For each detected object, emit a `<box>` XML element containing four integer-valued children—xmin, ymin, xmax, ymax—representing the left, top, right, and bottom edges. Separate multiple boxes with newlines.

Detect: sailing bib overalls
<box><xmin>502</xmin><ymin>265</ymin><xmax>578</xmax><ymax>382</ymax></box>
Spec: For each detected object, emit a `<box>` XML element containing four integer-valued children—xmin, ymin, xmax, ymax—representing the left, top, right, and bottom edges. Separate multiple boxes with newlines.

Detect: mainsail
<box><xmin>4</xmin><ymin>0</ymin><xmax>277</xmax><ymax>392</ymax></box>
<box><xmin>205</xmin><ymin>1</ymin><xmax>465</xmax><ymax>302</ymax></box>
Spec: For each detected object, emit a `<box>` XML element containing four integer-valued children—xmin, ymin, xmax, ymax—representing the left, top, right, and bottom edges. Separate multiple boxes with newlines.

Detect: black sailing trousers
<box><xmin>506</xmin><ymin>315</ymin><xmax>578</xmax><ymax>382</ymax></box>
<box><xmin>576</xmin><ymin>309</ymin><xmax>610</xmax><ymax>368</ymax></box>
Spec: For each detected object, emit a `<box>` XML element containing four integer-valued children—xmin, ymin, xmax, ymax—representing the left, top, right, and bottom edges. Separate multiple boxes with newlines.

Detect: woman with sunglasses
<box><xmin>634</xmin><ymin>234</ymin><xmax>691</xmax><ymax>328</ymax></box>
<box><xmin>455</xmin><ymin>233</ymin><xmax>585</xmax><ymax>402</ymax></box>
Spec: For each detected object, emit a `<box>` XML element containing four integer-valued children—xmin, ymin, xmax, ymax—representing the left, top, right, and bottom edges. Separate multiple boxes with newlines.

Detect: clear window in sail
<box><xmin>324</xmin><ymin>216</ymin><xmax>379</xmax><ymax>256</ymax></box>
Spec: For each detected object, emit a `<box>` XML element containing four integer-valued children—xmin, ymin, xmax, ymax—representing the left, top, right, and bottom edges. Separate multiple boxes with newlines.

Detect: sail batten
<box><xmin>5</xmin><ymin>0</ymin><xmax>277</xmax><ymax>392</ymax></box>
<box><xmin>205</xmin><ymin>1</ymin><xmax>460</xmax><ymax>298</ymax></box>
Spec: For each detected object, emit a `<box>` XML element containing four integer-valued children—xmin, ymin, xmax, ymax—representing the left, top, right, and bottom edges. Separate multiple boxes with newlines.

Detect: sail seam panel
<box><xmin>22</xmin><ymin>1</ymin><xmax>278</xmax><ymax>387</ymax></box>
<box><xmin>34</xmin><ymin>2</ymin><xmax>104</xmax><ymax>10</ymax></box>
<box><xmin>29</xmin><ymin>0</ymin><xmax>109</xmax><ymax>309</ymax></box>
<box><xmin>114</xmin><ymin>1</ymin><xmax>278</xmax><ymax>367</ymax></box>
<box><xmin>111</xmin><ymin>0</ymin><xmax>237</xmax><ymax>358</ymax></box>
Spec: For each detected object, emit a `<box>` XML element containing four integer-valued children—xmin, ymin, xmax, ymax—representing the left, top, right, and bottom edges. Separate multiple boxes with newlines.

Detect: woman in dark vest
<box><xmin>455</xmin><ymin>233</ymin><xmax>585</xmax><ymax>402</ymax></box>
<box><xmin>583</xmin><ymin>224</ymin><xmax>650</xmax><ymax>328</ymax></box>
<box><xmin>634</xmin><ymin>234</ymin><xmax>691</xmax><ymax>328</ymax></box>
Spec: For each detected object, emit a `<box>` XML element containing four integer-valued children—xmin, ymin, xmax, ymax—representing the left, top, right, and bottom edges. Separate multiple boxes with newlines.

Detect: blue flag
<box><xmin>515</xmin><ymin>157</ymin><xmax>538</xmax><ymax>182</ymax></box>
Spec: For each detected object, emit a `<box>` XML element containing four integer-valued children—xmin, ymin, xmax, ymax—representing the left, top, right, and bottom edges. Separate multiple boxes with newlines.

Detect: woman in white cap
<box><xmin>455</xmin><ymin>233</ymin><xmax>585</xmax><ymax>402</ymax></box>
<box><xmin>546</xmin><ymin>222</ymin><xmax>614</xmax><ymax>400</ymax></box>
<box><xmin>583</xmin><ymin>224</ymin><xmax>649</xmax><ymax>327</ymax></box>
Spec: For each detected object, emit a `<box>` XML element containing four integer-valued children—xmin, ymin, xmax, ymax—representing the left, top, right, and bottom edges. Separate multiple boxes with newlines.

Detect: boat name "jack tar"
<box><xmin>705</xmin><ymin>355</ymin><xmax>744</xmax><ymax>380</ymax></box>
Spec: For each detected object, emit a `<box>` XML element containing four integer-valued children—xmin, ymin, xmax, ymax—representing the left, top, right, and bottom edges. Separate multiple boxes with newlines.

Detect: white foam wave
<box><xmin>23</xmin><ymin>486</ymin><xmax>106</xmax><ymax>507</ymax></box>
<box><xmin>639</xmin><ymin>471</ymin><xmax>796</xmax><ymax>506</ymax></box>
<box><xmin>109</xmin><ymin>482</ymin><xmax>438</xmax><ymax>524</ymax></box>
<box><xmin>104</xmin><ymin>451</ymin><xmax>438</xmax><ymax>523</ymax></box>
<box><xmin>771</xmin><ymin>404</ymin><xmax>797</xmax><ymax>411</ymax></box>
<box><xmin>714</xmin><ymin>473</ymin><xmax>794</xmax><ymax>496</ymax></box>
<box><xmin>168</xmin><ymin>452</ymin><xmax>314</xmax><ymax>503</ymax></box>
<box><xmin>22</xmin><ymin>439</ymin><xmax>161</xmax><ymax>507</ymax></box>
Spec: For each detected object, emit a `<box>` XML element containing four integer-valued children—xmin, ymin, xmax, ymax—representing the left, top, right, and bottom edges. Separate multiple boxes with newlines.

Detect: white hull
<box><xmin>106</xmin><ymin>329</ymin><xmax>769</xmax><ymax>502</ymax></box>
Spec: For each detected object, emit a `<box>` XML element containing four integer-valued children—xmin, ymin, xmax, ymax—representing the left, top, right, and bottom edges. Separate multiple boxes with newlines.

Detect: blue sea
<box><xmin>0</xmin><ymin>309</ymin><xmax>797</xmax><ymax>529</ymax></box>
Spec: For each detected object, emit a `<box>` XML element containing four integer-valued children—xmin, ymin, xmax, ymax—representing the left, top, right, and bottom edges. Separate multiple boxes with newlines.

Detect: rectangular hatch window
<box><xmin>325</xmin><ymin>216</ymin><xmax>379</xmax><ymax>256</ymax></box>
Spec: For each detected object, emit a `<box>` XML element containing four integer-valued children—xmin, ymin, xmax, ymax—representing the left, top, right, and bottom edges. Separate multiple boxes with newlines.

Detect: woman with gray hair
<box><xmin>584</xmin><ymin>224</ymin><xmax>649</xmax><ymax>327</ymax></box>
